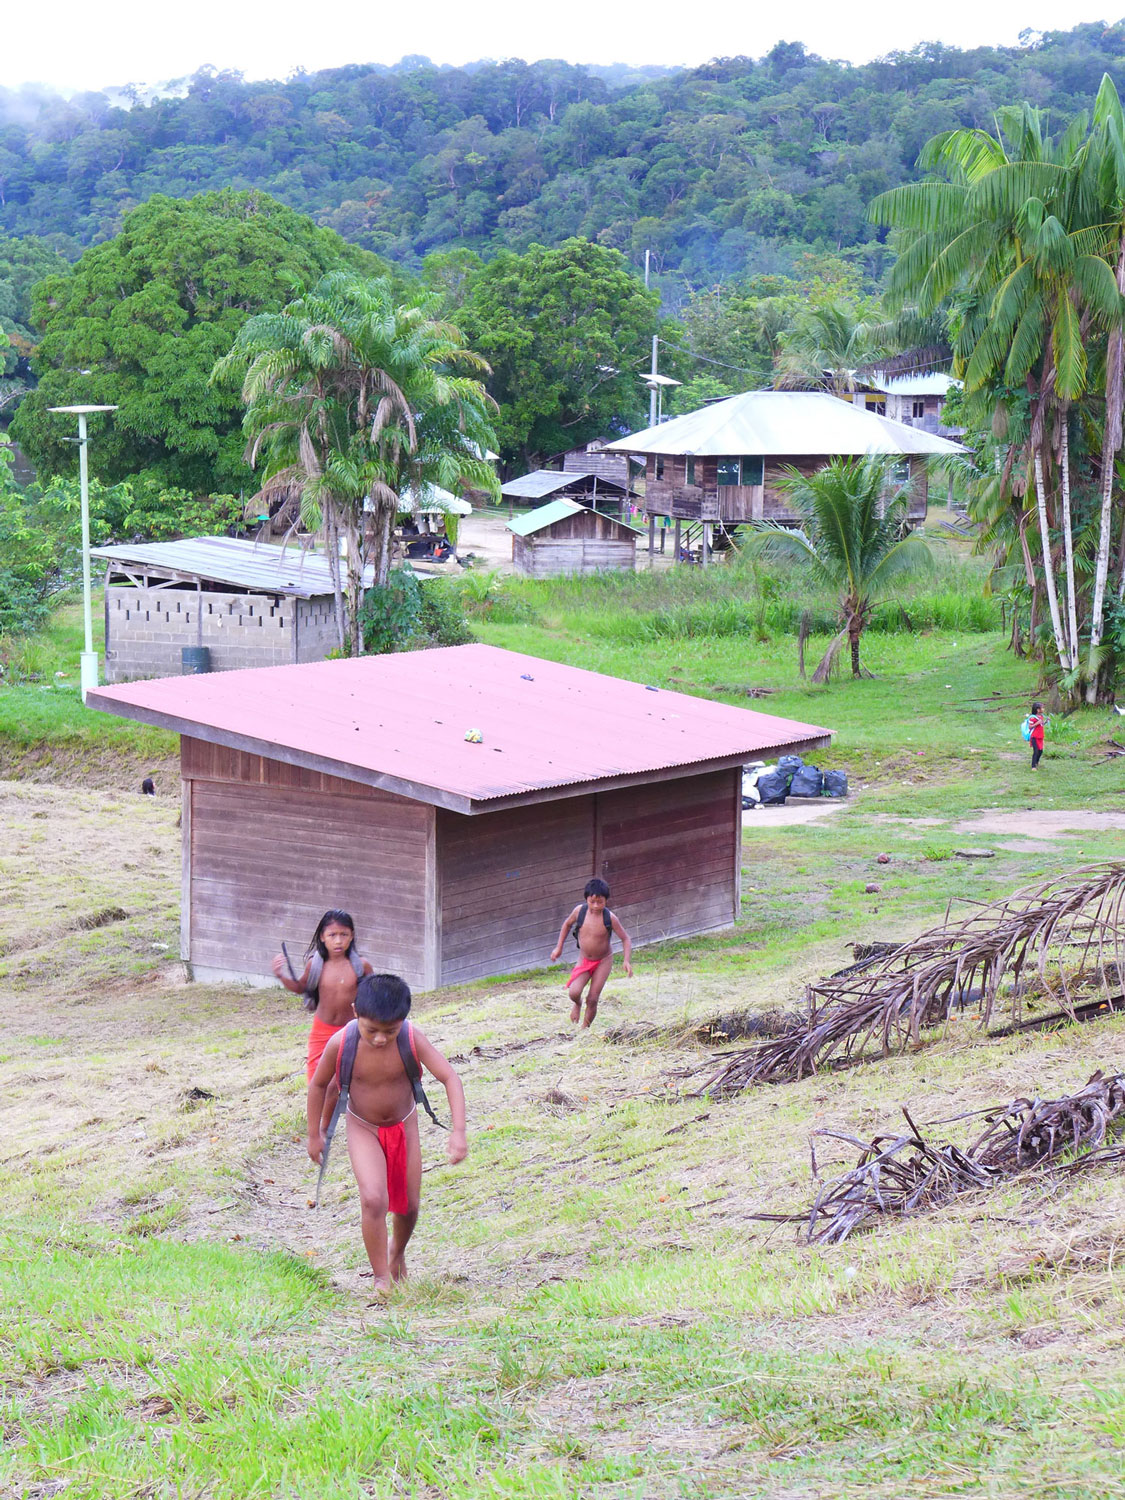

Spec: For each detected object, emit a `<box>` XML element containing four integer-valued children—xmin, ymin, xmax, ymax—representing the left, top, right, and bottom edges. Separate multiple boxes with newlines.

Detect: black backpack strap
<box><xmin>396</xmin><ymin>1020</ymin><xmax>448</xmax><ymax>1130</ymax></box>
<box><xmin>573</xmin><ymin>902</ymin><xmax>587</xmax><ymax>946</ymax></box>
<box><xmin>314</xmin><ymin>1020</ymin><xmax>358</xmax><ymax>1208</ymax></box>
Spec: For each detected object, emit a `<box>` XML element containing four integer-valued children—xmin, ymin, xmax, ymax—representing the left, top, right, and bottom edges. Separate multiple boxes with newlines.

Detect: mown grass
<box><xmin>5</xmin><ymin>574</ymin><xmax>1125</xmax><ymax>1496</ymax></box>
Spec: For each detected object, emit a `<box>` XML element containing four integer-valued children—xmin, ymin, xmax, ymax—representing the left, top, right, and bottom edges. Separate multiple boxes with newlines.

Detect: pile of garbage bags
<box><xmin>742</xmin><ymin>754</ymin><xmax>848</xmax><ymax>808</ymax></box>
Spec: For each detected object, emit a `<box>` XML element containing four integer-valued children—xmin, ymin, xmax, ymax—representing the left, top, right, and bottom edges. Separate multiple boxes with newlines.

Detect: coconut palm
<box><xmin>215</xmin><ymin>272</ymin><xmax>498</xmax><ymax>654</ymax></box>
<box><xmin>773</xmin><ymin>301</ymin><xmax>884</xmax><ymax>398</ymax></box>
<box><xmin>751</xmin><ymin>458</ymin><xmax>933</xmax><ymax>680</ymax></box>
<box><xmin>871</xmin><ymin>104</ymin><xmax>1123</xmax><ymax>682</ymax></box>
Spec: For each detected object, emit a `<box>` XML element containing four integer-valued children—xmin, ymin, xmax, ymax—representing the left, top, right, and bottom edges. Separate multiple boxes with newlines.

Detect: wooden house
<box><xmin>551</xmin><ymin>438</ymin><xmax>635</xmax><ymax>490</ymax></box>
<box><xmin>87</xmin><ymin>645</ymin><xmax>830</xmax><ymax>992</ymax></box>
<box><xmin>605</xmin><ymin>391</ymin><xmax>965</xmax><ymax>561</ymax></box>
<box><xmin>91</xmin><ymin>537</ymin><xmax>374</xmax><ymax>681</ymax></box>
<box><xmin>850</xmin><ymin>372</ymin><xmax>960</xmax><ymax>435</ymax></box>
<box><xmin>508</xmin><ymin>499</ymin><xmax>639</xmax><ymax>577</ymax></box>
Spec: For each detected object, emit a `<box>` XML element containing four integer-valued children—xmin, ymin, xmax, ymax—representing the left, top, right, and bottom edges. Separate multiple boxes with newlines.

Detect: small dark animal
<box><xmin>141</xmin><ymin>778</ymin><xmax>155</xmax><ymax>796</ymax></box>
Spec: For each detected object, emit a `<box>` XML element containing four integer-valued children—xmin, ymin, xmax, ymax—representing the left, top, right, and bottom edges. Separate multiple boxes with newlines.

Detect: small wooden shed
<box><xmin>87</xmin><ymin>646</ymin><xmax>830</xmax><ymax>992</ymax></box>
<box><xmin>508</xmin><ymin>499</ymin><xmax>639</xmax><ymax>577</ymax></box>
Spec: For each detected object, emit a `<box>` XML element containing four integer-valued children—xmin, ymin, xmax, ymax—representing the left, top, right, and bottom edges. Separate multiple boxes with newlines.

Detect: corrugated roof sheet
<box><xmin>87</xmin><ymin>644</ymin><xmax>831</xmax><ymax>814</ymax></box>
<box><xmin>501</xmin><ymin>465</ymin><xmax>627</xmax><ymax>501</ymax></box>
<box><xmin>866</xmin><ymin>372</ymin><xmax>960</xmax><ymax>397</ymax></box>
<box><xmin>604</xmin><ymin>391</ymin><xmax>966</xmax><ymax>458</ymax></box>
<box><xmin>92</xmin><ymin>537</ymin><xmax>372</xmax><ymax>599</ymax></box>
<box><xmin>507</xmin><ymin>498</ymin><xmax>585</xmax><ymax>536</ymax></box>
<box><xmin>508</xmin><ymin>499</ymin><xmax>642</xmax><ymax>539</ymax></box>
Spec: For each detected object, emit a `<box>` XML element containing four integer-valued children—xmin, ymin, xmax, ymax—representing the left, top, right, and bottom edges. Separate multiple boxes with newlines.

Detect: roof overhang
<box><xmin>85</xmin><ymin>688</ymin><xmax>830</xmax><ymax>815</ymax></box>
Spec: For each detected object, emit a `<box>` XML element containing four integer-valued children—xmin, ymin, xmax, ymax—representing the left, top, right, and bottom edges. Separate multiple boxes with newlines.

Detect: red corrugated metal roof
<box><xmin>87</xmin><ymin>644</ymin><xmax>831</xmax><ymax>813</ymax></box>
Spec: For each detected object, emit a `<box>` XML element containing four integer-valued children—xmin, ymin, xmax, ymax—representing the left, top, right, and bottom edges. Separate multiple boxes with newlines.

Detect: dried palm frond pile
<box><xmin>679</xmin><ymin>863</ymin><xmax>1125</xmax><ymax>1097</ymax></box>
<box><xmin>752</xmin><ymin>1071</ymin><xmax>1125</xmax><ymax>1244</ymax></box>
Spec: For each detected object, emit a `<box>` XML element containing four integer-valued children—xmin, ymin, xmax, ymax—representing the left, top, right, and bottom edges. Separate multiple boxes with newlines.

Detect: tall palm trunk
<box><xmin>342</xmin><ymin>507</ymin><xmax>365</xmax><ymax>657</ymax></box>
<box><xmin>324</xmin><ymin>503</ymin><xmax>347</xmax><ymax>652</ymax></box>
<box><xmin>1086</xmin><ymin>243</ymin><xmax>1125</xmax><ymax>701</ymax></box>
<box><xmin>369</xmin><ymin>497</ymin><xmax>396</xmax><ymax>588</ymax></box>
<box><xmin>1032</xmin><ymin>446</ymin><xmax>1073</xmax><ymax>670</ymax></box>
<box><xmin>1057</xmin><ymin>413</ymin><xmax>1080</xmax><ymax>669</ymax></box>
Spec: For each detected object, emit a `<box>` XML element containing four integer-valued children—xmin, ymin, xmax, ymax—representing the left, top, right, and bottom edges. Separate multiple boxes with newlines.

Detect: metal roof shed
<box><xmin>507</xmin><ymin>498</ymin><xmax>640</xmax><ymax>577</ymax></box>
<box><xmin>92</xmin><ymin>537</ymin><xmax>374</xmax><ymax>682</ymax></box>
<box><xmin>88</xmin><ymin>645</ymin><xmax>831</xmax><ymax>991</ymax></box>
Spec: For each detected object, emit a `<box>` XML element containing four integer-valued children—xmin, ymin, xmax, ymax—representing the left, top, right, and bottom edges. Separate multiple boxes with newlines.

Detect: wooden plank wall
<box><xmin>595</xmin><ymin>769</ymin><xmax>739</xmax><ymax>944</ymax></box>
<box><xmin>516</xmin><ymin>539</ymin><xmax>636</xmax><ymax>577</ymax></box>
<box><xmin>182</xmin><ymin>738</ymin><xmax>433</xmax><ymax>989</ymax></box>
<box><xmin>437</xmin><ymin>796</ymin><xmax>596</xmax><ymax>984</ymax></box>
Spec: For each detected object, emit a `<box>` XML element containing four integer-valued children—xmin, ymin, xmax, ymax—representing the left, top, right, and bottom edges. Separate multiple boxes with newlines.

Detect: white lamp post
<box><xmin>47</xmin><ymin>404</ymin><xmax>118</xmax><ymax>700</ymax></box>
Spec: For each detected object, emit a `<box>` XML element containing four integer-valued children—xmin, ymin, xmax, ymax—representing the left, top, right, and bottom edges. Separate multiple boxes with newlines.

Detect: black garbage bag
<box><xmin>755</xmin><ymin>770</ymin><xmax>789</xmax><ymax>805</ymax></box>
<box><xmin>776</xmin><ymin>754</ymin><xmax>804</xmax><ymax>787</ymax></box>
<box><xmin>790</xmin><ymin>765</ymin><xmax>824</xmax><ymax>798</ymax></box>
<box><xmin>822</xmin><ymin>769</ymin><xmax>849</xmax><ymax>798</ymax></box>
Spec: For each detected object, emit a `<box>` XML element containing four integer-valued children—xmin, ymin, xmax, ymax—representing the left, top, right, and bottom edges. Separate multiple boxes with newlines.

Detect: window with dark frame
<box><xmin>686</xmin><ymin>456</ymin><xmax>696</xmax><ymax>486</ymax></box>
<box><xmin>912</xmin><ymin>399</ymin><xmax>925</xmax><ymax>419</ymax></box>
<box><xmin>716</xmin><ymin>458</ymin><xmax>740</xmax><ymax>486</ymax></box>
<box><xmin>654</xmin><ymin>455</ymin><xmax>664</xmax><ymax>480</ymax></box>
<box><xmin>743</xmin><ymin>455</ymin><xmax>764</xmax><ymax>486</ymax></box>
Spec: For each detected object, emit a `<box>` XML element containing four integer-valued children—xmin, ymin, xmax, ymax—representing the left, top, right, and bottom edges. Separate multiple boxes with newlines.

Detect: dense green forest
<box><xmin>3</xmin><ymin>24</ymin><xmax>1125</xmax><ymax>296</ymax></box>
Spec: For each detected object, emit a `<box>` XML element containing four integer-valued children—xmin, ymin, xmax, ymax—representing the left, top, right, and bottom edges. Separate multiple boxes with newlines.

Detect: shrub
<box><xmin>359</xmin><ymin>568</ymin><xmax>473</xmax><ymax>654</ymax></box>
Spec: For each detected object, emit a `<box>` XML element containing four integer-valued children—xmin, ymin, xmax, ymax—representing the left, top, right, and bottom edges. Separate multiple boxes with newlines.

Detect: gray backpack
<box><xmin>296</xmin><ymin>946</ymin><xmax>366</xmax><ymax>1012</ymax></box>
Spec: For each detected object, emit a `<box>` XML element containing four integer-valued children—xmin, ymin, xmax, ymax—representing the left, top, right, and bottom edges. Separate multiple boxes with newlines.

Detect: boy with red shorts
<box><xmin>550</xmin><ymin>878</ymin><xmax>633</xmax><ymax>1029</ymax></box>
<box><xmin>307</xmin><ymin>974</ymin><xmax>467</xmax><ymax>1295</ymax></box>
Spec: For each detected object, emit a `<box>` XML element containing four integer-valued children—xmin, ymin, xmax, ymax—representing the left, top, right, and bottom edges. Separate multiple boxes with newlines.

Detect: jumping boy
<box><xmin>550</xmin><ymin>878</ymin><xmax>633</xmax><ymax>1028</ymax></box>
<box><xmin>307</xmin><ymin>973</ymin><xmax>466</xmax><ymax>1295</ymax></box>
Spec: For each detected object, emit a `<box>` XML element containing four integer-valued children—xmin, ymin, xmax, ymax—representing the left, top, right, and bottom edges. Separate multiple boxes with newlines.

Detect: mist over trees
<box><xmin>2</xmin><ymin>24</ymin><xmax>1125</xmax><ymax>300</ymax></box>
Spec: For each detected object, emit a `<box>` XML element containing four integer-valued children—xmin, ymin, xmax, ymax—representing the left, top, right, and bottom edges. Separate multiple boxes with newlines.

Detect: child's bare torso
<box><xmin>316</xmin><ymin>955</ymin><xmax>363</xmax><ymax>1027</ymax></box>
<box><xmin>349</xmin><ymin>1035</ymin><xmax>416</xmax><ymax>1126</ymax></box>
<box><xmin>575</xmin><ymin>907</ymin><xmax>612</xmax><ymax>961</ymax></box>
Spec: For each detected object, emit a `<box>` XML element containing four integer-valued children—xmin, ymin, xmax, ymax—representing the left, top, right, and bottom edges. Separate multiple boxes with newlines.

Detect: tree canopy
<box><xmin>458</xmin><ymin>238</ymin><xmax>659</xmax><ymax>466</ymax></box>
<box><xmin>10</xmin><ymin>190</ymin><xmax>383</xmax><ymax>495</ymax></box>
<box><xmin>1</xmin><ymin>26</ymin><xmax>1125</xmax><ymax>297</ymax></box>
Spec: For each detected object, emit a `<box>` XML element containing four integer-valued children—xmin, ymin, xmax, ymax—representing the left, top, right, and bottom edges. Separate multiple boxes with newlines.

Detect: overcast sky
<box><xmin>6</xmin><ymin>0</ymin><xmax>1119</xmax><ymax>93</ymax></box>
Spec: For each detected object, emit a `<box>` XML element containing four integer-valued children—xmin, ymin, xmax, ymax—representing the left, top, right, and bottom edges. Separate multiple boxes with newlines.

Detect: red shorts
<box><xmin>567</xmin><ymin>954</ymin><xmax>608</xmax><ymax>987</ymax></box>
<box><xmin>307</xmin><ymin>1014</ymin><xmax>345</xmax><ymax>1080</ymax></box>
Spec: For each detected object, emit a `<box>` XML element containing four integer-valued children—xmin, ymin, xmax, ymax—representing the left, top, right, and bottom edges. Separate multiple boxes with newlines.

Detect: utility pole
<box><xmin>48</xmin><ymin>403</ymin><xmax>117</xmax><ymax>700</ymax></box>
<box><xmin>649</xmin><ymin>334</ymin><xmax>659</xmax><ymax>429</ymax></box>
<box><xmin>644</xmin><ymin>248</ymin><xmax>651</xmax><ymax>289</ymax></box>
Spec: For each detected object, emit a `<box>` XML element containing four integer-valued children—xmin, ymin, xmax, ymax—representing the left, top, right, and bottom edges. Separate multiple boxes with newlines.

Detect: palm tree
<box><xmin>773</xmin><ymin>301</ymin><xmax>884</xmax><ymax>398</ymax></box>
<box><xmin>751</xmin><ymin>458</ymin><xmax>933</xmax><ymax>679</ymax></box>
<box><xmin>215</xmin><ymin>272</ymin><xmax>498</xmax><ymax>654</ymax></box>
<box><xmin>871</xmin><ymin>105</ymin><xmax>1123</xmax><ymax>683</ymax></box>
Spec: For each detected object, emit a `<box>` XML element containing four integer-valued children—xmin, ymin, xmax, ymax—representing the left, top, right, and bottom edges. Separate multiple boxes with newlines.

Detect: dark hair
<box><xmin>306</xmin><ymin>909</ymin><xmax>356</xmax><ymax>961</ymax></box>
<box><xmin>354</xmin><ymin>973</ymin><xmax>412</xmax><ymax>1022</ymax></box>
<box><xmin>1031</xmin><ymin>702</ymin><xmax>1042</xmax><ymax>714</ymax></box>
<box><xmin>584</xmin><ymin>877</ymin><xmax>610</xmax><ymax>899</ymax></box>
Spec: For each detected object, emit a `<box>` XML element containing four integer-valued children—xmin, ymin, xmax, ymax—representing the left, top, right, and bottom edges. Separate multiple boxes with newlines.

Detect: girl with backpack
<box><xmin>1024</xmin><ymin>702</ymin><xmax>1046</xmax><ymax>770</ymax></box>
<box><xmin>272</xmin><ymin>909</ymin><xmax>374</xmax><ymax>1079</ymax></box>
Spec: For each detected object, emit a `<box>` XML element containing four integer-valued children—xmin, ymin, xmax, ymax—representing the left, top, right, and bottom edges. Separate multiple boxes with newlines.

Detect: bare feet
<box><xmin>569</xmin><ymin>1000</ymin><xmax>581</xmax><ymax>1023</ymax></box>
<box><xmin>369</xmin><ymin>1277</ymin><xmax>392</xmax><ymax>1301</ymax></box>
<box><xmin>389</xmin><ymin>1249</ymin><xmax>408</xmax><ymax>1283</ymax></box>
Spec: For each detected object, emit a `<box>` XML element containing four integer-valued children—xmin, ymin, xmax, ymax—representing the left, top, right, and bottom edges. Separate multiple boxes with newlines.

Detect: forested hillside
<box><xmin>3</xmin><ymin>23</ymin><xmax>1125</xmax><ymax>295</ymax></box>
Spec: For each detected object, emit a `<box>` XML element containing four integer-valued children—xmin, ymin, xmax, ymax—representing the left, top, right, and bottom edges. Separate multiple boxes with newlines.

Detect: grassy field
<box><xmin>4</xmin><ymin>575</ymin><xmax>1125</xmax><ymax>1496</ymax></box>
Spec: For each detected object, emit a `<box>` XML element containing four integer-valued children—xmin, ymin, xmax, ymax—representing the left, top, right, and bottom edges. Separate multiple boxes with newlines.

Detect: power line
<box><xmin>653</xmin><ymin>337</ymin><xmax>763</xmax><ymax>377</ymax></box>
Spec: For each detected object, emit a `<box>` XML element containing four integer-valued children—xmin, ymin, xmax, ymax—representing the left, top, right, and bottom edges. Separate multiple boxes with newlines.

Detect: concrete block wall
<box><xmin>296</xmin><ymin>597</ymin><xmax>342</xmax><ymax>662</ymax></box>
<box><xmin>105</xmin><ymin>586</ymin><xmax>303</xmax><ymax>682</ymax></box>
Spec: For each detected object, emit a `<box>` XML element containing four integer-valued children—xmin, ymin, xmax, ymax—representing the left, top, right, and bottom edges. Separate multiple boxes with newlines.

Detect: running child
<box><xmin>307</xmin><ymin>973</ymin><xmax>467</xmax><ymax>1294</ymax></box>
<box><xmin>1027</xmin><ymin>701</ymin><xmax>1046</xmax><ymax>770</ymax></box>
<box><xmin>550</xmin><ymin>878</ymin><xmax>633</xmax><ymax>1028</ymax></box>
<box><xmin>272</xmin><ymin>910</ymin><xmax>374</xmax><ymax>1079</ymax></box>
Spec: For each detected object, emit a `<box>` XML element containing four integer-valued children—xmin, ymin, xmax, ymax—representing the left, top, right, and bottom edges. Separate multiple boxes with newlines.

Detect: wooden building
<box><xmin>87</xmin><ymin>645</ymin><xmax>830</xmax><ymax>992</ymax></box>
<box><xmin>508</xmin><ymin>499</ymin><xmax>639</xmax><ymax>577</ymax></box>
<box><xmin>91</xmin><ymin>537</ymin><xmax>374</xmax><ymax>681</ymax></box>
<box><xmin>551</xmin><ymin>437</ymin><xmax>635</xmax><ymax>490</ymax></box>
<box><xmin>605</xmin><ymin>391</ymin><xmax>965</xmax><ymax>561</ymax></box>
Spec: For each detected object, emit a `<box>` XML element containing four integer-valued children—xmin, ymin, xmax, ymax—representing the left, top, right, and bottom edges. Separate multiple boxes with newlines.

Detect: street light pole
<box><xmin>47</xmin><ymin>403</ymin><xmax>117</xmax><ymax>700</ymax></box>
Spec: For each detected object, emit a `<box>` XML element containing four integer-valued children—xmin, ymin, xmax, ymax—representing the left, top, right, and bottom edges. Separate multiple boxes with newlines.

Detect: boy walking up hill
<box><xmin>551</xmin><ymin>878</ymin><xmax>633</xmax><ymax>1029</ymax></box>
